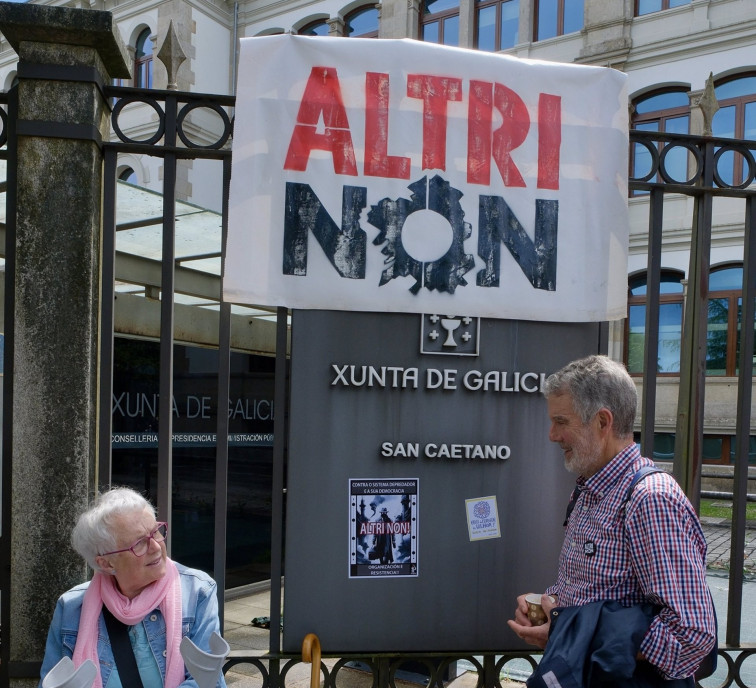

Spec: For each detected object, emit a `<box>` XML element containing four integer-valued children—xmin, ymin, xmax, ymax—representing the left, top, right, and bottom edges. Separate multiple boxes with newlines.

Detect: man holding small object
<box><xmin>507</xmin><ymin>355</ymin><xmax>716</xmax><ymax>686</ymax></box>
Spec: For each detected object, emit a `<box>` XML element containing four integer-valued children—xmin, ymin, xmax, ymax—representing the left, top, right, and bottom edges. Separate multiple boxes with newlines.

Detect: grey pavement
<box><xmin>701</xmin><ymin>516</ymin><xmax>756</xmax><ymax>576</ymax></box>
<box><xmin>699</xmin><ymin>517</ymin><xmax>756</xmax><ymax>686</ymax></box>
<box><xmin>222</xmin><ymin>520</ymin><xmax>756</xmax><ymax>687</ymax></box>
<box><xmin>222</xmin><ymin>588</ymin><xmax>419</xmax><ymax>688</ymax></box>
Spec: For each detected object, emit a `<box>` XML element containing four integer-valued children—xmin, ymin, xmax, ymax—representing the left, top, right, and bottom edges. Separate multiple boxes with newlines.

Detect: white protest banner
<box><xmin>226</xmin><ymin>36</ymin><xmax>629</xmax><ymax>321</ymax></box>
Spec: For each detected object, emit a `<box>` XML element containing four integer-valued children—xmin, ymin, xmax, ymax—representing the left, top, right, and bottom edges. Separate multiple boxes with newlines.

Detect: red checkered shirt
<box><xmin>546</xmin><ymin>443</ymin><xmax>716</xmax><ymax>680</ymax></box>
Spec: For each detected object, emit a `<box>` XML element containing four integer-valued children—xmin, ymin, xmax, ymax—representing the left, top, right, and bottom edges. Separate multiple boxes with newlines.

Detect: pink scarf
<box><xmin>72</xmin><ymin>557</ymin><xmax>185</xmax><ymax>688</ymax></box>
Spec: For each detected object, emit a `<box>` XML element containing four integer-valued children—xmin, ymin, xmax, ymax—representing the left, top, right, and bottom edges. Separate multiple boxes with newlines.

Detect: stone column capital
<box><xmin>0</xmin><ymin>2</ymin><xmax>130</xmax><ymax>79</ymax></box>
<box><xmin>327</xmin><ymin>16</ymin><xmax>345</xmax><ymax>36</ymax></box>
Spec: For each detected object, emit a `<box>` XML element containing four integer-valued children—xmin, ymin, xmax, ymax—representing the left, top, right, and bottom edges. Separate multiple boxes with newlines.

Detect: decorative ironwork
<box><xmin>630</xmin><ymin>129</ymin><xmax>756</xmax><ymax>193</ymax></box>
<box><xmin>104</xmin><ymin>85</ymin><xmax>234</xmax><ymax>156</ymax></box>
<box><xmin>222</xmin><ymin>648</ymin><xmax>755</xmax><ymax>688</ymax></box>
<box><xmin>224</xmin><ymin>652</ymin><xmax>537</xmax><ymax>688</ymax></box>
<box><xmin>176</xmin><ymin>101</ymin><xmax>233</xmax><ymax>149</ymax></box>
<box><xmin>156</xmin><ymin>20</ymin><xmax>187</xmax><ymax>91</ymax></box>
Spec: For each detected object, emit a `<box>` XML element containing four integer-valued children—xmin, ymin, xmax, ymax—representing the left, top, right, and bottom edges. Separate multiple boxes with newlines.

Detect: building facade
<box><xmin>0</xmin><ymin>0</ymin><xmax>754</xmax><ymax>578</ymax></box>
<box><xmin>1</xmin><ymin>5</ymin><xmax>753</xmax><ymax>684</ymax></box>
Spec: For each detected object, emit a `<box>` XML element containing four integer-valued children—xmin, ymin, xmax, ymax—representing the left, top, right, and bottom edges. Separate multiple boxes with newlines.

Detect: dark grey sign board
<box><xmin>283</xmin><ymin>310</ymin><xmax>603</xmax><ymax>653</ymax></box>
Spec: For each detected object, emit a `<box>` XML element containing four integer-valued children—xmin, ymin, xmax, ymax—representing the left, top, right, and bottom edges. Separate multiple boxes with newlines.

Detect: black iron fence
<box><xmin>100</xmin><ymin>85</ymin><xmax>236</xmax><ymax>604</ymax></box>
<box><xmin>103</xmin><ymin>89</ymin><xmax>756</xmax><ymax>688</ymax></box>
<box><xmin>630</xmin><ymin>130</ymin><xmax>756</xmax><ymax>662</ymax></box>
<box><xmin>2</xmin><ymin>80</ymin><xmax>755</xmax><ymax>686</ymax></box>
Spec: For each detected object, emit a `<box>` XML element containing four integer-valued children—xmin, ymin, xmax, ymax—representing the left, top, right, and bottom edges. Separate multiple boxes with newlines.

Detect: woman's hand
<box><xmin>506</xmin><ymin>593</ymin><xmax>556</xmax><ymax>650</ymax></box>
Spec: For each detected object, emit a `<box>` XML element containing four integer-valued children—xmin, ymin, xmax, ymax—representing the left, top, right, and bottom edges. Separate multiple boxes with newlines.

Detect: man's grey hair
<box><xmin>543</xmin><ymin>355</ymin><xmax>637</xmax><ymax>438</ymax></box>
<box><xmin>71</xmin><ymin>487</ymin><xmax>156</xmax><ymax>571</ymax></box>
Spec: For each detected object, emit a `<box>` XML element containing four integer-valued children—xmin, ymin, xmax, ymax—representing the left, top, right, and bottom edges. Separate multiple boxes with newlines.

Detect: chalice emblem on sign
<box><xmin>420</xmin><ymin>314</ymin><xmax>480</xmax><ymax>356</ymax></box>
<box><xmin>440</xmin><ymin>316</ymin><xmax>462</xmax><ymax>347</ymax></box>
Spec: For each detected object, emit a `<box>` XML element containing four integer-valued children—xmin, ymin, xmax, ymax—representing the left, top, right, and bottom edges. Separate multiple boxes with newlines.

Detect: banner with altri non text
<box><xmin>226</xmin><ymin>36</ymin><xmax>629</xmax><ymax>322</ymax></box>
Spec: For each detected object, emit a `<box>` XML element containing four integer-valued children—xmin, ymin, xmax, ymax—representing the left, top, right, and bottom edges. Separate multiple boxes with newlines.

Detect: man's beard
<box><xmin>564</xmin><ymin>432</ymin><xmax>602</xmax><ymax>477</ymax></box>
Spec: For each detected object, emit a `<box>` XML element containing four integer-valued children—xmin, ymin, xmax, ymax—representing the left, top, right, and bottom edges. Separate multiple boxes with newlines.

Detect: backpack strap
<box><xmin>565</xmin><ymin>465</ymin><xmax>661</xmax><ymax>526</ymax></box>
<box><xmin>562</xmin><ymin>485</ymin><xmax>582</xmax><ymax>526</ymax></box>
<box><xmin>102</xmin><ymin>606</ymin><xmax>146</xmax><ymax>688</ymax></box>
<box><xmin>623</xmin><ymin>465</ymin><xmax>662</xmax><ymax>505</ymax></box>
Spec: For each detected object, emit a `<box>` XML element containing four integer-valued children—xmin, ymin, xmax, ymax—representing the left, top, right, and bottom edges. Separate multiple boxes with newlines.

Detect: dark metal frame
<box><xmin>2</xmin><ymin>82</ymin><xmax>756</xmax><ymax>686</ymax></box>
<box><xmin>630</xmin><ymin>131</ymin><xmax>756</xmax><ymax>653</ymax></box>
<box><xmin>0</xmin><ymin>85</ymin><xmax>19</xmax><ymax>681</ymax></box>
<box><xmin>100</xmin><ymin>84</ymin><xmax>236</xmax><ymax>621</ymax></box>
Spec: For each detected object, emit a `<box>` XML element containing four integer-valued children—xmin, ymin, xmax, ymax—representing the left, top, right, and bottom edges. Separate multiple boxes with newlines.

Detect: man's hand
<box><xmin>506</xmin><ymin>593</ymin><xmax>557</xmax><ymax>650</ymax></box>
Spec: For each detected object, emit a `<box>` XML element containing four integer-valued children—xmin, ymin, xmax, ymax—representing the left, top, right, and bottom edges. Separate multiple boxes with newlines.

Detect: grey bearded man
<box><xmin>508</xmin><ymin>355</ymin><xmax>716</xmax><ymax>687</ymax></box>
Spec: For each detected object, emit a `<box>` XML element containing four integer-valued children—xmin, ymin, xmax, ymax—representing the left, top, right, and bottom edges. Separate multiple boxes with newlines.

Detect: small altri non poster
<box><xmin>349</xmin><ymin>478</ymin><xmax>419</xmax><ymax>578</ymax></box>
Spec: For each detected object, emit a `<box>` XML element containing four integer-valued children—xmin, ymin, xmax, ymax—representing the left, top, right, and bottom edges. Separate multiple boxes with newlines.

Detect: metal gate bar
<box><xmin>213</xmin><ymin>153</ymin><xmax>234</xmax><ymax>628</ymax></box>
<box><xmin>0</xmin><ymin>86</ymin><xmax>17</xmax><ymax>684</ymax></box>
<box><xmin>100</xmin><ymin>85</ymin><xmax>235</xmax><ymax>621</ymax></box>
<box><xmin>727</xmin><ymin>191</ymin><xmax>756</xmax><ymax>646</ymax></box>
<box><xmin>99</xmin><ymin>145</ymin><xmax>119</xmax><ymax>490</ymax></box>
<box><xmin>629</xmin><ymin>128</ymin><xmax>756</xmax><ymax>664</ymax></box>
<box><xmin>638</xmin><ymin>186</ymin><xmax>664</xmax><ymax>457</ymax></box>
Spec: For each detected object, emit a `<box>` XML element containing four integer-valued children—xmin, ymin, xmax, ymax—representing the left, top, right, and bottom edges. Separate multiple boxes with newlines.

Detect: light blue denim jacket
<box><xmin>39</xmin><ymin>562</ymin><xmax>227</xmax><ymax>688</ymax></box>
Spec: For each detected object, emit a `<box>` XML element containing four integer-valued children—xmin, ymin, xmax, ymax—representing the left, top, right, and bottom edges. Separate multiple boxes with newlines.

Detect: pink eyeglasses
<box><xmin>100</xmin><ymin>522</ymin><xmax>168</xmax><ymax>557</ymax></box>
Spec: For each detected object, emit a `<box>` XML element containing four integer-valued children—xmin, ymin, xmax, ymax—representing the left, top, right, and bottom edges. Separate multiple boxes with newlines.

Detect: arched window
<box><xmin>300</xmin><ymin>19</ymin><xmax>330</xmax><ymax>35</ymax></box>
<box><xmin>711</xmin><ymin>75</ymin><xmax>756</xmax><ymax>187</ymax></box>
<box><xmin>625</xmin><ymin>270</ymin><xmax>684</xmax><ymax>375</ymax></box>
<box><xmin>534</xmin><ymin>0</ymin><xmax>583</xmax><ymax>41</ymax></box>
<box><xmin>706</xmin><ymin>265</ymin><xmax>755</xmax><ymax>376</ymax></box>
<box><xmin>4</xmin><ymin>72</ymin><xmax>18</xmax><ymax>92</ymax></box>
<box><xmin>421</xmin><ymin>0</ymin><xmax>459</xmax><ymax>46</ymax></box>
<box><xmin>476</xmin><ymin>0</ymin><xmax>519</xmax><ymax>51</ymax></box>
<box><xmin>118</xmin><ymin>167</ymin><xmax>137</xmax><ymax>184</ymax></box>
<box><xmin>630</xmin><ymin>89</ymin><xmax>691</xmax><ymax>194</ymax></box>
<box><xmin>345</xmin><ymin>6</ymin><xmax>379</xmax><ymax>37</ymax></box>
<box><xmin>134</xmin><ymin>29</ymin><xmax>153</xmax><ymax>89</ymax></box>
<box><xmin>636</xmin><ymin>0</ymin><xmax>690</xmax><ymax>17</ymax></box>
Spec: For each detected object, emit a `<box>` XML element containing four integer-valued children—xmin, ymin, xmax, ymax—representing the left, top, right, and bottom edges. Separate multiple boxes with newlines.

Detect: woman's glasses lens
<box><xmin>132</xmin><ymin>523</ymin><xmax>168</xmax><ymax>556</ymax></box>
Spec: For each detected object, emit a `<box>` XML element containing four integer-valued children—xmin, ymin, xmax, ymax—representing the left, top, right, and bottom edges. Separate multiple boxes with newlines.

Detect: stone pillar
<box><xmin>457</xmin><ymin>0</ymin><xmax>475</xmax><ymax>49</ymax></box>
<box><xmin>406</xmin><ymin>0</ymin><xmax>420</xmax><ymax>40</ymax></box>
<box><xmin>577</xmin><ymin>0</ymin><xmax>631</xmax><ymax>68</ymax></box>
<box><xmin>516</xmin><ymin>0</ymin><xmax>532</xmax><ymax>45</ymax></box>
<box><xmin>378</xmin><ymin>0</ymin><xmax>418</xmax><ymax>38</ymax></box>
<box><xmin>0</xmin><ymin>4</ymin><xmax>129</xmax><ymax>686</ymax></box>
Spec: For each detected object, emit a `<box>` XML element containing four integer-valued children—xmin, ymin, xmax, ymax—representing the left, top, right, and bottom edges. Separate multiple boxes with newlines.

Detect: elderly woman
<box><xmin>40</xmin><ymin>487</ymin><xmax>227</xmax><ymax>688</ymax></box>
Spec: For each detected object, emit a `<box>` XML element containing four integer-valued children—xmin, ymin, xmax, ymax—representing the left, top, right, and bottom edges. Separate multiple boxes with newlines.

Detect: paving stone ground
<box><xmin>701</xmin><ymin>517</ymin><xmax>756</xmax><ymax>577</ymax></box>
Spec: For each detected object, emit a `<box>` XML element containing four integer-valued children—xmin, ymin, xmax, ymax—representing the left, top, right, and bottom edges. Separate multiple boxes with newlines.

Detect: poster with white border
<box><xmin>349</xmin><ymin>478</ymin><xmax>419</xmax><ymax>578</ymax></box>
<box><xmin>465</xmin><ymin>496</ymin><xmax>501</xmax><ymax>541</ymax></box>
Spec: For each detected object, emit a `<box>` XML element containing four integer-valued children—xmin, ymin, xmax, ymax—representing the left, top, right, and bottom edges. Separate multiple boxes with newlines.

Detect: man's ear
<box><xmin>596</xmin><ymin>408</ymin><xmax>614</xmax><ymax>434</ymax></box>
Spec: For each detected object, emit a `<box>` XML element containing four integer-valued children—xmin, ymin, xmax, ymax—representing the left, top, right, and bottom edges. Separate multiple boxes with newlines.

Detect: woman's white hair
<box><xmin>71</xmin><ymin>487</ymin><xmax>156</xmax><ymax>571</ymax></box>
